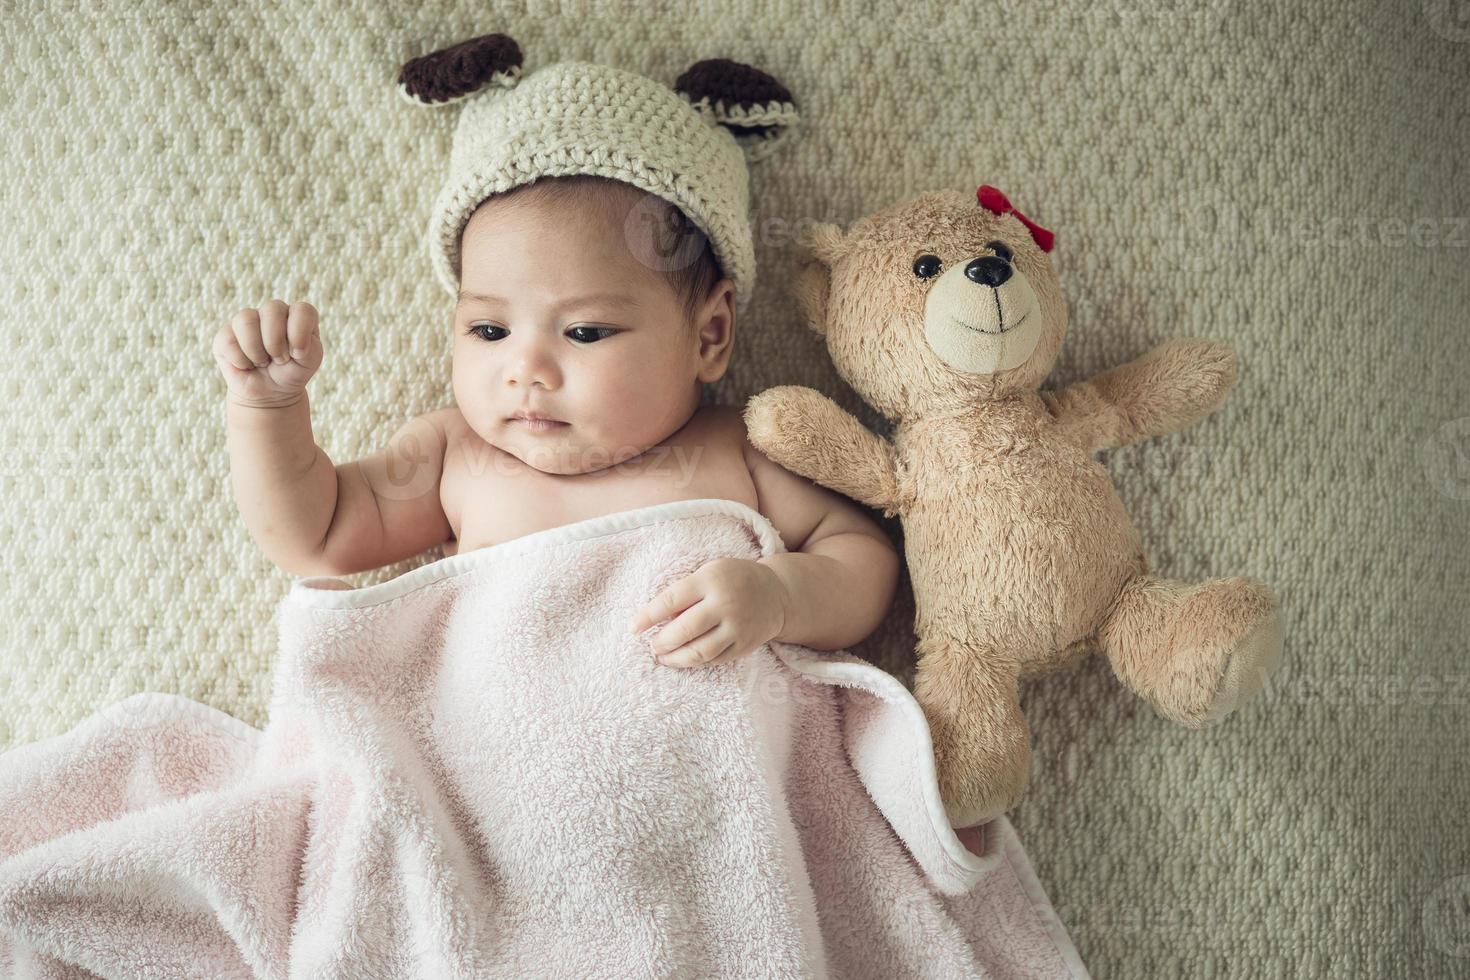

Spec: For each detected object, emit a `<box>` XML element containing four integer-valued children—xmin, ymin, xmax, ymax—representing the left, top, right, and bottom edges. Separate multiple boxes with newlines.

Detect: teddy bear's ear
<box><xmin>788</xmin><ymin>222</ymin><xmax>842</xmax><ymax>336</ymax></box>
<box><xmin>789</xmin><ymin>257</ymin><xmax>830</xmax><ymax>338</ymax></box>
<box><xmin>796</xmin><ymin>222</ymin><xmax>846</xmax><ymax>268</ymax></box>
<box><xmin>674</xmin><ymin>59</ymin><xmax>800</xmax><ymax>163</ymax></box>
<box><xmin>397</xmin><ymin>33</ymin><xmax>523</xmax><ymax>107</ymax></box>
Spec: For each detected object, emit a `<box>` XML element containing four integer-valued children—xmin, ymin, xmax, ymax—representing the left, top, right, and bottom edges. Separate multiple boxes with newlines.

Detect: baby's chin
<box><xmin>495</xmin><ymin>427</ymin><xmax>653</xmax><ymax>476</ymax></box>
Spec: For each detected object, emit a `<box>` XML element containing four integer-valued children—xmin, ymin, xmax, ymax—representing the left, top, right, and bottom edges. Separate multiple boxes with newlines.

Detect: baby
<box><xmin>211</xmin><ymin>173</ymin><xmax>900</xmax><ymax>668</ymax></box>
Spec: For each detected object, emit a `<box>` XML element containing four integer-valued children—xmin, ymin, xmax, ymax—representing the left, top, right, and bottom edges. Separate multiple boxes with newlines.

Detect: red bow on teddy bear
<box><xmin>977</xmin><ymin>185</ymin><xmax>1055</xmax><ymax>253</ymax></box>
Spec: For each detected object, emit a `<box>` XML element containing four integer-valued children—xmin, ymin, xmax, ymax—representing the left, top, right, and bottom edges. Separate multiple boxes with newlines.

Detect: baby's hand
<box><xmin>628</xmin><ymin>557</ymin><xmax>790</xmax><ymax>668</ymax></box>
<box><xmin>212</xmin><ymin>299</ymin><xmax>324</xmax><ymax>408</ymax></box>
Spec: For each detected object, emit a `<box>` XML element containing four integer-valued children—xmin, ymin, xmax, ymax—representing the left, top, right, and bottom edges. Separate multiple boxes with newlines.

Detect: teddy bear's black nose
<box><xmin>964</xmin><ymin>256</ymin><xmax>1012</xmax><ymax>288</ymax></box>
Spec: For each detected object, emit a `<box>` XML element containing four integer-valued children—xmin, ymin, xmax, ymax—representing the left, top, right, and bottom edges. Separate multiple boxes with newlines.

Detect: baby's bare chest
<box><xmin>439</xmin><ymin>427</ymin><xmax>756</xmax><ymax>556</ymax></box>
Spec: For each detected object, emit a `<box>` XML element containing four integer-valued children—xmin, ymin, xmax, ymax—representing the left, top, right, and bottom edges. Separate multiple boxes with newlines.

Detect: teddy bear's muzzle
<box><xmin>922</xmin><ymin>260</ymin><xmax>1043</xmax><ymax>374</ymax></box>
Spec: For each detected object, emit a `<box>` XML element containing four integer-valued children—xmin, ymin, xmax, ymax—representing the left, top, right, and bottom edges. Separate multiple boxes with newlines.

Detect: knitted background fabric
<box><xmin>1</xmin><ymin>3</ymin><xmax>1466</xmax><ymax>977</ymax></box>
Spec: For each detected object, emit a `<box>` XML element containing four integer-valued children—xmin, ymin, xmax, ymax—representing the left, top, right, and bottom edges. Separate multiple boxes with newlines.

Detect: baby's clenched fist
<box><xmin>213</xmin><ymin>299</ymin><xmax>325</xmax><ymax>408</ymax></box>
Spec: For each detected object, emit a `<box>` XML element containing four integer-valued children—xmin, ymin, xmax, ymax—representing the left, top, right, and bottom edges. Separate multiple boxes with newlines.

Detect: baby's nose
<box><xmin>507</xmin><ymin>374</ymin><xmax>550</xmax><ymax>388</ymax></box>
<box><xmin>507</xmin><ymin>356</ymin><xmax>556</xmax><ymax>389</ymax></box>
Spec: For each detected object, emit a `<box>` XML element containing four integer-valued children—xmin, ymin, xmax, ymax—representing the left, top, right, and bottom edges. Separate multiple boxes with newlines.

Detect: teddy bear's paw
<box><xmin>942</xmin><ymin>782</ymin><xmax>1023</xmax><ymax>830</ymax></box>
<box><xmin>743</xmin><ymin>386</ymin><xmax>835</xmax><ymax>458</ymax></box>
<box><xmin>1106</xmin><ymin>575</ymin><xmax>1282</xmax><ymax>728</ymax></box>
<box><xmin>742</xmin><ymin>387</ymin><xmax>792</xmax><ymax>451</ymax></box>
<box><xmin>926</xmin><ymin>707</ymin><xmax>1032</xmax><ymax>830</ymax></box>
<box><xmin>1160</xmin><ymin>338</ymin><xmax>1238</xmax><ymax>406</ymax></box>
<box><xmin>1198</xmin><ymin>609</ymin><xmax>1284</xmax><ymax>726</ymax></box>
<box><xmin>936</xmin><ymin>741</ymin><xmax>1030</xmax><ymax>828</ymax></box>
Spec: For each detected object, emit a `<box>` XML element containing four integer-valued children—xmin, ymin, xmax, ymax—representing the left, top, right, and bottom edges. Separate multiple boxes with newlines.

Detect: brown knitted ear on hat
<box><xmin>674</xmin><ymin>59</ymin><xmax>800</xmax><ymax>162</ymax></box>
<box><xmin>398</xmin><ymin>33</ymin><xmax>523</xmax><ymax>107</ymax></box>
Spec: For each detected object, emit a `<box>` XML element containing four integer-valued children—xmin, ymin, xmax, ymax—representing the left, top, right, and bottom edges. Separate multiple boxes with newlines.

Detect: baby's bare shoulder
<box><xmin>695</xmin><ymin>404</ymin><xmax>892</xmax><ymax>551</ymax></box>
<box><xmin>681</xmin><ymin>404</ymin><xmax>749</xmax><ymax>451</ymax></box>
<box><xmin>704</xmin><ymin>404</ymin><xmax>778</xmax><ymax>474</ymax></box>
<box><xmin>689</xmin><ymin>406</ymin><xmax>814</xmax><ymax>532</ymax></box>
<box><xmin>425</xmin><ymin>404</ymin><xmax>465</xmax><ymax>439</ymax></box>
<box><xmin>692</xmin><ymin>402</ymin><xmax>746</xmax><ymax>432</ymax></box>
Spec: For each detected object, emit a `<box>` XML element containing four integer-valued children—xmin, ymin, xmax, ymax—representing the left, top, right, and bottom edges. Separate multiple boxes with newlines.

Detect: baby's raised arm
<box><xmin>213</xmin><ymin>299</ymin><xmax>452</xmax><ymax>578</ymax></box>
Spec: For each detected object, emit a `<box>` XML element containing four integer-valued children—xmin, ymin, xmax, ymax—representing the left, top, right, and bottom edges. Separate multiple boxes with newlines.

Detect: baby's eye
<box><xmin>567</xmin><ymin>325</ymin><xmax>617</xmax><ymax>344</ymax></box>
<box><xmin>466</xmin><ymin>322</ymin><xmax>507</xmax><ymax>341</ymax></box>
<box><xmin>465</xmin><ymin>322</ymin><xmax>618</xmax><ymax>343</ymax></box>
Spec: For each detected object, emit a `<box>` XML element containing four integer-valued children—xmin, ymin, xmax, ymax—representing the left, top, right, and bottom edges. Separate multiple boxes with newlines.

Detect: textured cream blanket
<box><xmin>0</xmin><ymin>499</ymin><xmax>1085</xmax><ymax>978</ymax></box>
<box><xmin>2</xmin><ymin>5</ymin><xmax>1466</xmax><ymax>976</ymax></box>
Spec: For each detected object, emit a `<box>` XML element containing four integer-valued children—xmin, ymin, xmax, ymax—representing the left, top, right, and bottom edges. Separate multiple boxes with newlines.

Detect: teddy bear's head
<box><xmin>792</xmin><ymin>186</ymin><xmax>1066</xmax><ymax>421</ymax></box>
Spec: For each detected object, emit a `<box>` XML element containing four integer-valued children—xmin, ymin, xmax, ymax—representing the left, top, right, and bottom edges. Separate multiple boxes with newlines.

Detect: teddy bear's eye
<box><xmin>912</xmin><ymin>254</ymin><xmax>942</xmax><ymax>279</ymax></box>
<box><xmin>986</xmin><ymin>240</ymin><xmax>1014</xmax><ymax>263</ymax></box>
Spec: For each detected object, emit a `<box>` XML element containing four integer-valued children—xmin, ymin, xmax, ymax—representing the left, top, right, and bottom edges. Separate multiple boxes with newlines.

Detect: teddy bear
<box><xmin>744</xmin><ymin>185</ymin><xmax>1285</xmax><ymax>828</ymax></box>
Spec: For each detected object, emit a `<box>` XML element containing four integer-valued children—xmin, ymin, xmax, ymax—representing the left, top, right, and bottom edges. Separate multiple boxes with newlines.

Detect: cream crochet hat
<box><xmin>398</xmin><ymin>34</ymin><xmax>800</xmax><ymax>312</ymax></box>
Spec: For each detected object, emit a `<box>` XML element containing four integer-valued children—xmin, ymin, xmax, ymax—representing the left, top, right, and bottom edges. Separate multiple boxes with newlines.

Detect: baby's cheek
<box><xmin>591</xmin><ymin>396</ymin><xmax>650</xmax><ymax>451</ymax></box>
<box><xmin>594</xmin><ymin>380</ymin><xmax>667</xmax><ymax>446</ymax></box>
<box><xmin>600</xmin><ymin>354</ymin><xmax>661</xmax><ymax>403</ymax></box>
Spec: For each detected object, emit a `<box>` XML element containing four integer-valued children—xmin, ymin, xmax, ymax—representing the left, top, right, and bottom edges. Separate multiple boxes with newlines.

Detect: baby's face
<box><xmin>452</xmin><ymin>188</ymin><xmax>718</xmax><ymax>475</ymax></box>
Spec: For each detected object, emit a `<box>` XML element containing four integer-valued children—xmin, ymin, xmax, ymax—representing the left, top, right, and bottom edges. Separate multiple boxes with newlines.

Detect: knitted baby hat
<box><xmin>398</xmin><ymin>33</ymin><xmax>800</xmax><ymax>312</ymax></box>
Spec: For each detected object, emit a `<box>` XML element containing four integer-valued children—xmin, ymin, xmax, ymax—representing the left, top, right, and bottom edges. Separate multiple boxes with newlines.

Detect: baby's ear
<box><xmin>397</xmin><ymin>32</ymin><xmax>523</xmax><ymax>107</ymax></box>
<box><xmin>674</xmin><ymin>59</ymin><xmax>800</xmax><ymax>163</ymax></box>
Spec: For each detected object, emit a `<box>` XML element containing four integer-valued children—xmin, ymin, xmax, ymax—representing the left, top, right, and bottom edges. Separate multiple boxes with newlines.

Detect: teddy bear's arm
<box><xmin>743</xmin><ymin>386</ymin><xmax>902</xmax><ymax>516</ymax></box>
<box><xmin>1042</xmin><ymin>338</ymin><xmax>1238</xmax><ymax>452</ymax></box>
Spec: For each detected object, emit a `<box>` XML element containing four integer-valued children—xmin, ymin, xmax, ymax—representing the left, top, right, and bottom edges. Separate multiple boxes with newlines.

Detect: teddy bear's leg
<box><xmin>912</xmin><ymin>637</ymin><xmax>1031</xmax><ymax>828</ymax></box>
<box><xmin>1098</xmin><ymin>574</ymin><xmax>1284</xmax><ymax>728</ymax></box>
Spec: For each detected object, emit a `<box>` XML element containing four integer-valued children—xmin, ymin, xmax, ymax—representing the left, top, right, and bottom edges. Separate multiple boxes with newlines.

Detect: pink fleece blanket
<box><xmin>0</xmin><ymin>498</ymin><xmax>1086</xmax><ymax>979</ymax></box>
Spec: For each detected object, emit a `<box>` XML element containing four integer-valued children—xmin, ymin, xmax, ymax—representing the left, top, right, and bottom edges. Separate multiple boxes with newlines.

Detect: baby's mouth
<box><xmin>508</xmin><ymin>414</ymin><xmax>569</xmax><ymax>432</ymax></box>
